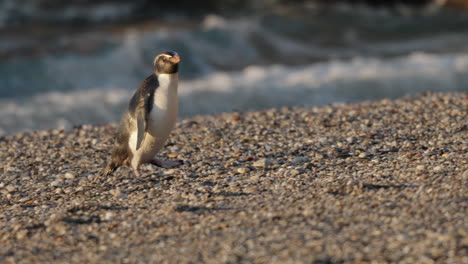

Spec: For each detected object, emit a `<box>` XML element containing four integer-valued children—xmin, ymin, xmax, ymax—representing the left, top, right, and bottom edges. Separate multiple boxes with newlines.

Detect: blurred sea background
<box><xmin>0</xmin><ymin>0</ymin><xmax>467</xmax><ymax>136</ymax></box>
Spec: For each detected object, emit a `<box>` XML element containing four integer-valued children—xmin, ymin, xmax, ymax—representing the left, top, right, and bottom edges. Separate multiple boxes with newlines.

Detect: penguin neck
<box><xmin>153</xmin><ymin>73</ymin><xmax>178</xmax><ymax>111</ymax></box>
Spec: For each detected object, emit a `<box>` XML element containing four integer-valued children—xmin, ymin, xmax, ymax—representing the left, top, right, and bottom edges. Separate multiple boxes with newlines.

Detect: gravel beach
<box><xmin>0</xmin><ymin>92</ymin><xmax>467</xmax><ymax>263</ymax></box>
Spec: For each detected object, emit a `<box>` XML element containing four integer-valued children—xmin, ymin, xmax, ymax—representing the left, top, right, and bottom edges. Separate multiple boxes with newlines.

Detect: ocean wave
<box><xmin>1</xmin><ymin>52</ymin><xmax>467</xmax><ymax>136</ymax></box>
<box><xmin>2</xmin><ymin>13</ymin><xmax>468</xmax><ymax>98</ymax></box>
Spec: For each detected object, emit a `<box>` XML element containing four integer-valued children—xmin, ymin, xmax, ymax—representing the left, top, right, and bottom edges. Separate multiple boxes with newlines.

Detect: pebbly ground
<box><xmin>0</xmin><ymin>93</ymin><xmax>467</xmax><ymax>264</ymax></box>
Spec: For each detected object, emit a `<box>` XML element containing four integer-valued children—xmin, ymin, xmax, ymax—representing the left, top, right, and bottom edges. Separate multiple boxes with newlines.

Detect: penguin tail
<box><xmin>101</xmin><ymin>144</ymin><xmax>127</xmax><ymax>177</ymax></box>
<box><xmin>101</xmin><ymin>161</ymin><xmax>120</xmax><ymax>177</ymax></box>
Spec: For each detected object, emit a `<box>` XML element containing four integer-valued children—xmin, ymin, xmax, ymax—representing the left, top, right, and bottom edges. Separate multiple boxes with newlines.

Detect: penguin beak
<box><xmin>169</xmin><ymin>55</ymin><xmax>180</xmax><ymax>64</ymax></box>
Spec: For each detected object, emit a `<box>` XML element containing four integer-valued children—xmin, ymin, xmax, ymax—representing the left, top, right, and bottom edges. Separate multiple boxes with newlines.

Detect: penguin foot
<box><xmin>133</xmin><ymin>169</ymin><xmax>142</xmax><ymax>177</ymax></box>
<box><xmin>91</xmin><ymin>175</ymin><xmax>103</xmax><ymax>184</ymax></box>
<box><xmin>101</xmin><ymin>169</ymin><xmax>112</xmax><ymax>177</ymax></box>
<box><xmin>150</xmin><ymin>159</ymin><xmax>183</xmax><ymax>169</ymax></box>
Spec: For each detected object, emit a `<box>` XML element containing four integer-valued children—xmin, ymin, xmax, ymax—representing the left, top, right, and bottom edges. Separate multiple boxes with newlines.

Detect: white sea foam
<box><xmin>1</xmin><ymin>52</ymin><xmax>467</xmax><ymax>136</ymax></box>
<box><xmin>3</xmin><ymin>12</ymin><xmax>468</xmax><ymax>97</ymax></box>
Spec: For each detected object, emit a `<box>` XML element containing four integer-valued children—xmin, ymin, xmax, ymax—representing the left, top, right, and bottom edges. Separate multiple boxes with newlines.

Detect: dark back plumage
<box><xmin>128</xmin><ymin>74</ymin><xmax>158</xmax><ymax>118</ymax></box>
<box><xmin>102</xmin><ymin>74</ymin><xmax>159</xmax><ymax>176</ymax></box>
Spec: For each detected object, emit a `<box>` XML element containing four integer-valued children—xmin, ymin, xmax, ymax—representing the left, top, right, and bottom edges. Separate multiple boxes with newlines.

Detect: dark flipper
<box><xmin>136</xmin><ymin>110</ymin><xmax>146</xmax><ymax>150</ymax></box>
<box><xmin>130</xmin><ymin>75</ymin><xmax>157</xmax><ymax>150</ymax></box>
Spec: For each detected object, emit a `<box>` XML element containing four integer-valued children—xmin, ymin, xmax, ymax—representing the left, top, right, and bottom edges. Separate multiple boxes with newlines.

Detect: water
<box><xmin>1</xmin><ymin>4</ymin><xmax>468</xmax><ymax>136</ymax></box>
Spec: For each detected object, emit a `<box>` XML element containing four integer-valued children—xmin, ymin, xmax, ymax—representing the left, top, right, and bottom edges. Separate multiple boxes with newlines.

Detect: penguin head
<box><xmin>153</xmin><ymin>51</ymin><xmax>180</xmax><ymax>74</ymax></box>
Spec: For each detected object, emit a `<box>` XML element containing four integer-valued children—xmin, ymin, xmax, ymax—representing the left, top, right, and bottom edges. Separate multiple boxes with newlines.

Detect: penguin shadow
<box><xmin>119</xmin><ymin>163</ymin><xmax>186</xmax><ymax>184</ymax></box>
<box><xmin>174</xmin><ymin>204</ymin><xmax>234</xmax><ymax>214</ymax></box>
<box><xmin>92</xmin><ymin>153</ymin><xmax>188</xmax><ymax>182</ymax></box>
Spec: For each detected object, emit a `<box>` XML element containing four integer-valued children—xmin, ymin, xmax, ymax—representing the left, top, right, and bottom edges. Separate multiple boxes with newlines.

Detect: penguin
<box><xmin>102</xmin><ymin>51</ymin><xmax>182</xmax><ymax>177</ymax></box>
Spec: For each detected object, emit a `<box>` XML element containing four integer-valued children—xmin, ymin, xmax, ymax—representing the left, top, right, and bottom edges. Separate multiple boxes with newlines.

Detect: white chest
<box><xmin>148</xmin><ymin>73</ymin><xmax>179</xmax><ymax>137</ymax></box>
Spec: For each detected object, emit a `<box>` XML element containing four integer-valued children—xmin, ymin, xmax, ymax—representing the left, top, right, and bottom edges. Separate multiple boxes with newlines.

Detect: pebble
<box><xmin>358</xmin><ymin>152</ymin><xmax>369</xmax><ymax>158</ymax></box>
<box><xmin>52</xmin><ymin>224</ymin><xmax>67</xmax><ymax>235</ymax></box>
<box><xmin>237</xmin><ymin>167</ymin><xmax>250</xmax><ymax>174</ymax></box>
<box><xmin>109</xmin><ymin>189</ymin><xmax>121</xmax><ymax>197</ymax></box>
<box><xmin>288</xmin><ymin>169</ymin><xmax>300</xmax><ymax>176</ymax></box>
<box><xmin>0</xmin><ymin>93</ymin><xmax>465</xmax><ymax>263</ymax></box>
<box><xmin>103</xmin><ymin>212</ymin><xmax>115</xmax><ymax>221</ymax></box>
<box><xmin>253</xmin><ymin>159</ymin><xmax>271</xmax><ymax>168</ymax></box>
<box><xmin>163</xmin><ymin>169</ymin><xmax>176</xmax><ymax>175</ymax></box>
<box><xmin>318</xmin><ymin>137</ymin><xmax>328</xmax><ymax>144</ymax></box>
<box><xmin>315</xmin><ymin>153</ymin><xmax>325</xmax><ymax>159</ymax></box>
<box><xmin>416</xmin><ymin>165</ymin><xmax>426</xmax><ymax>171</ymax></box>
<box><xmin>244</xmin><ymin>187</ymin><xmax>258</xmax><ymax>194</ymax></box>
<box><xmin>50</xmin><ymin>181</ymin><xmax>61</xmax><ymax>187</ymax></box>
<box><xmin>45</xmin><ymin>214</ymin><xmax>61</xmax><ymax>226</ymax></box>
<box><xmin>18</xmin><ymin>197</ymin><xmax>31</xmax><ymax>203</ymax></box>
<box><xmin>64</xmin><ymin>172</ymin><xmax>76</xmax><ymax>179</ymax></box>
<box><xmin>292</xmin><ymin>156</ymin><xmax>310</xmax><ymax>165</ymax></box>
<box><xmin>16</xmin><ymin>230</ymin><xmax>28</xmax><ymax>240</ymax></box>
